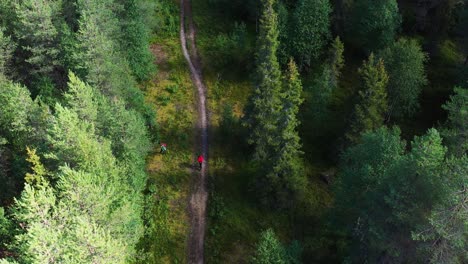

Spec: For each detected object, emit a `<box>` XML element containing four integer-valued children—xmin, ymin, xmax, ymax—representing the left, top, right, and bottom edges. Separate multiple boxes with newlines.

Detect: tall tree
<box><xmin>441</xmin><ymin>86</ymin><xmax>467</xmax><ymax>157</ymax></box>
<box><xmin>335</xmin><ymin>127</ymin><xmax>449</xmax><ymax>262</ymax></box>
<box><xmin>379</xmin><ymin>38</ymin><xmax>428</xmax><ymax>119</ymax></box>
<box><xmin>289</xmin><ymin>0</ymin><xmax>331</xmax><ymax>68</ymax></box>
<box><xmin>244</xmin><ymin>0</ymin><xmax>282</xmax><ymax>162</ymax></box>
<box><xmin>309</xmin><ymin>37</ymin><xmax>345</xmax><ymax>125</ymax></box>
<box><xmin>345</xmin><ymin>0</ymin><xmax>401</xmax><ymax>53</ymax></box>
<box><xmin>0</xmin><ymin>28</ymin><xmax>15</xmax><ymax>76</ymax></box>
<box><xmin>116</xmin><ymin>0</ymin><xmax>155</xmax><ymax>81</ymax></box>
<box><xmin>14</xmin><ymin>0</ymin><xmax>61</xmax><ymax>80</ymax></box>
<box><xmin>413</xmin><ymin>155</ymin><xmax>467</xmax><ymax>264</ymax></box>
<box><xmin>269</xmin><ymin>59</ymin><xmax>305</xmax><ymax>207</ymax></box>
<box><xmin>346</xmin><ymin>54</ymin><xmax>389</xmax><ymax>144</ymax></box>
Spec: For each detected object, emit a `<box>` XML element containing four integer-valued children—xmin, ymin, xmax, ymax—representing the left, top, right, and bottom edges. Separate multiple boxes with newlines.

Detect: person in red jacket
<box><xmin>197</xmin><ymin>154</ymin><xmax>204</xmax><ymax>170</ymax></box>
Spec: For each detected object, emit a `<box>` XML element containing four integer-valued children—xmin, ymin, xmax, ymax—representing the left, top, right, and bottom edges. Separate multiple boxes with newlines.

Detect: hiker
<box><xmin>160</xmin><ymin>142</ymin><xmax>167</xmax><ymax>154</ymax></box>
<box><xmin>197</xmin><ymin>154</ymin><xmax>204</xmax><ymax>170</ymax></box>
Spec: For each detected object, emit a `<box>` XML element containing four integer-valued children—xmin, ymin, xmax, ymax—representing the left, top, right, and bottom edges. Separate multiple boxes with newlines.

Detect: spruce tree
<box><xmin>441</xmin><ymin>86</ymin><xmax>467</xmax><ymax>157</ymax></box>
<box><xmin>269</xmin><ymin>59</ymin><xmax>305</xmax><ymax>207</ymax></box>
<box><xmin>346</xmin><ymin>54</ymin><xmax>389</xmax><ymax>144</ymax></box>
<box><xmin>245</xmin><ymin>0</ymin><xmax>282</xmax><ymax>162</ymax></box>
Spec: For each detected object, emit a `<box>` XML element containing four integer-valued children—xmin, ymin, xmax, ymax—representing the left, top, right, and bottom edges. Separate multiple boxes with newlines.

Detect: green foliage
<box><xmin>345</xmin><ymin>0</ymin><xmax>401</xmax><ymax>53</ymax></box>
<box><xmin>267</xmin><ymin>59</ymin><xmax>305</xmax><ymax>207</ymax></box>
<box><xmin>0</xmin><ymin>27</ymin><xmax>15</xmax><ymax>76</ymax></box>
<box><xmin>207</xmin><ymin>22</ymin><xmax>249</xmax><ymax>67</ymax></box>
<box><xmin>335</xmin><ymin>127</ymin><xmax>451</xmax><ymax>262</ymax></box>
<box><xmin>309</xmin><ymin>37</ymin><xmax>345</xmax><ymax>126</ymax></box>
<box><xmin>244</xmin><ymin>0</ymin><xmax>282</xmax><ymax>162</ymax></box>
<box><xmin>24</xmin><ymin>147</ymin><xmax>48</xmax><ymax>186</ymax></box>
<box><xmin>289</xmin><ymin>0</ymin><xmax>331</xmax><ymax>67</ymax></box>
<box><xmin>329</xmin><ymin>37</ymin><xmax>345</xmax><ymax>82</ymax></box>
<box><xmin>14</xmin><ymin>0</ymin><xmax>61</xmax><ymax>79</ymax></box>
<box><xmin>412</xmin><ymin>156</ymin><xmax>468</xmax><ymax>264</ymax></box>
<box><xmin>379</xmin><ymin>38</ymin><xmax>428</xmax><ymax>118</ymax></box>
<box><xmin>442</xmin><ymin>86</ymin><xmax>468</xmax><ymax>157</ymax></box>
<box><xmin>154</xmin><ymin>0</ymin><xmax>179</xmax><ymax>36</ymax></box>
<box><xmin>116</xmin><ymin>0</ymin><xmax>155</xmax><ymax>81</ymax></box>
<box><xmin>346</xmin><ymin>54</ymin><xmax>389</xmax><ymax>144</ymax></box>
<box><xmin>0</xmin><ymin>207</ymin><xmax>12</xmax><ymax>245</ymax></box>
<box><xmin>252</xmin><ymin>229</ymin><xmax>287</xmax><ymax>264</ymax></box>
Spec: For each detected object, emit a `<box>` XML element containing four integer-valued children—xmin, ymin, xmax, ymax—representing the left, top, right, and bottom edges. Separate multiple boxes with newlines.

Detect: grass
<box><xmin>140</xmin><ymin>1</ymin><xmax>196</xmax><ymax>260</ymax></box>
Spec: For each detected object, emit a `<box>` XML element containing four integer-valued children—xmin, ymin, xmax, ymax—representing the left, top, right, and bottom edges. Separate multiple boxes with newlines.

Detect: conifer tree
<box><xmin>0</xmin><ymin>28</ymin><xmax>15</xmax><ymax>76</ymax></box>
<box><xmin>309</xmin><ymin>37</ymin><xmax>345</xmax><ymax>125</ymax></box>
<box><xmin>252</xmin><ymin>229</ymin><xmax>287</xmax><ymax>264</ymax></box>
<box><xmin>379</xmin><ymin>38</ymin><xmax>428</xmax><ymax>119</ymax></box>
<box><xmin>346</xmin><ymin>54</ymin><xmax>388</xmax><ymax>144</ymax></box>
<box><xmin>346</xmin><ymin>0</ymin><xmax>401</xmax><ymax>53</ymax></box>
<box><xmin>269</xmin><ymin>59</ymin><xmax>305</xmax><ymax>207</ymax></box>
<box><xmin>14</xmin><ymin>0</ymin><xmax>61</xmax><ymax>79</ymax></box>
<box><xmin>442</xmin><ymin>86</ymin><xmax>467</xmax><ymax>157</ymax></box>
<box><xmin>335</xmin><ymin>127</ymin><xmax>449</xmax><ymax>262</ymax></box>
<box><xmin>245</xmin><ymin>0</ymin><xmax>282</xmax><ymax>162</ymax></box>
<box><xmin>116</xmin><ymin>0</ymin><xmax>155</xmax><ymax>81</ymax></box>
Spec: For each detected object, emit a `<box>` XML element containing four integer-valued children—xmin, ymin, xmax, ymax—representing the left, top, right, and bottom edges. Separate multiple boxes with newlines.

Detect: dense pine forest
<box><xmin>0</xmin><ymin>0</ymin><xmax>466</xmax><ymax>263</ymax></box>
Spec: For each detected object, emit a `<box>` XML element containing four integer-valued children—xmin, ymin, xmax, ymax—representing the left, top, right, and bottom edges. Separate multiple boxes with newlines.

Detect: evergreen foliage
<box><xmin>0</xmin><ymin>28</ymin><xmax>15</xmax><ymax>76</ymax></box>
<box><xmin>269</xmin><ymin>59</ymin><xmax>305</xmax><ymax>207</ymax></box>
<box><xmin>309</xmin><ymin>37</ymin><xmax>344</xmax><ymax>125</ymax></box>
<box><xmin>116</xmin><ymin>0</ymin><xmax>155</xmax><ymax>81</ymax></box>
<box><xmin>442</xmin><ymin>86</ymin><xmax>467</xmax><ymax>157</ymax></box>
<box><xmin>346</xmin><ymin>54</ymin><xmax>389</xmax><ymax>144</ymax></box>
<box><xmin>412</xmin><ymin>155</ymin><xmax>467</xmax><ymax>264</ymax></box>
<box><xmin>245</xmin><ymin>0</ymin><xmax>282</xmax><ymax>162</ymax></box>
<box><xmin>289</xmin><ymin>0</ymin><xmax>331</xmax><ymax>68</ymax></box>
<box><xmin>379</xmin><ymin>38</ymin><xmax>428</xmax><ymax>119</ymax></box>
<box><xmin>252</xmin><ymin>229</ymin><xmax>287</xmax><ymax>264</ymax></box>
<box><xmin>335</xmin><ymin>127</ymin><xmax>451</xmax><ymax>262</ymax></box>
<box><xmin>345</xmin><ymin>0</ymin><xmax>401</xmax><ymax>53</ymax></box>
<box><xmin>13</xmin><ymin>0</ymin><xmax>61</xmax><ymax>80</ymax></box>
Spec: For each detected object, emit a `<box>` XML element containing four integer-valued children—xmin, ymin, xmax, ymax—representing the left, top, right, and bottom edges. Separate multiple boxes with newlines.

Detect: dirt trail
<box><xmin>180</xmin><ymin>0</ymin><xmax>208</xmax><ymax>263</ymax></box>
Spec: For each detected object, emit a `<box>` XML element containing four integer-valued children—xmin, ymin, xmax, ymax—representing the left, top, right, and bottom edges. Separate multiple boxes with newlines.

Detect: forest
<box><xmin>0</xmin><ymin>0</ymin><xmax>467</xmax><ymax>263</ymax></box>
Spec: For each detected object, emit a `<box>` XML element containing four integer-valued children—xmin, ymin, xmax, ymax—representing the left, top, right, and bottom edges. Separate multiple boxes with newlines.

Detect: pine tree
<box><xmin>245</xmin><ymin>0</ymin><xmax>283</xmax><ymax>162</ymax></box>
<box><xmin>289</xmin><ymin>0</ymin><xmax>331</xmax><ymax>68</ymax></box>
<box><xmin>14</xmin><ymin>0</ymin><xmax>61</xmax><ymax>79</ymax></box>
<box><xmin>346</xmin><ymin>54</ymin><xmax>389</xmax><ymax>144</ymax></box>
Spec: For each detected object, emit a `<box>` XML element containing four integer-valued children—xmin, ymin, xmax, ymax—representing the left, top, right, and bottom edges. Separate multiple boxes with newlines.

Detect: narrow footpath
<box><xmin>180</xmin><ymin>0</ymin><xmax>209</xmax><ymax>263</ymax></box>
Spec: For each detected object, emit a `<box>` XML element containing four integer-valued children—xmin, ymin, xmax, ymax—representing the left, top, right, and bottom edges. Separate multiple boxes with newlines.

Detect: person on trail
<box><xmin>197</xmin><ymin>154</ymin><xmax>204</xmax><ymax>170</ymax></box>
<box><xmin>160</xmin><ymin>143</ymin><xmax>167</xmax><ymax>154</ymax></box>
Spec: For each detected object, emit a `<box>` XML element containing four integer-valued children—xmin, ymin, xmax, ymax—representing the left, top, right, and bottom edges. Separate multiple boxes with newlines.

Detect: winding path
<box><xmin>180</xmin><ymin>0</ymin><xmax>208</xmax><ymax>263</ymax></box>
